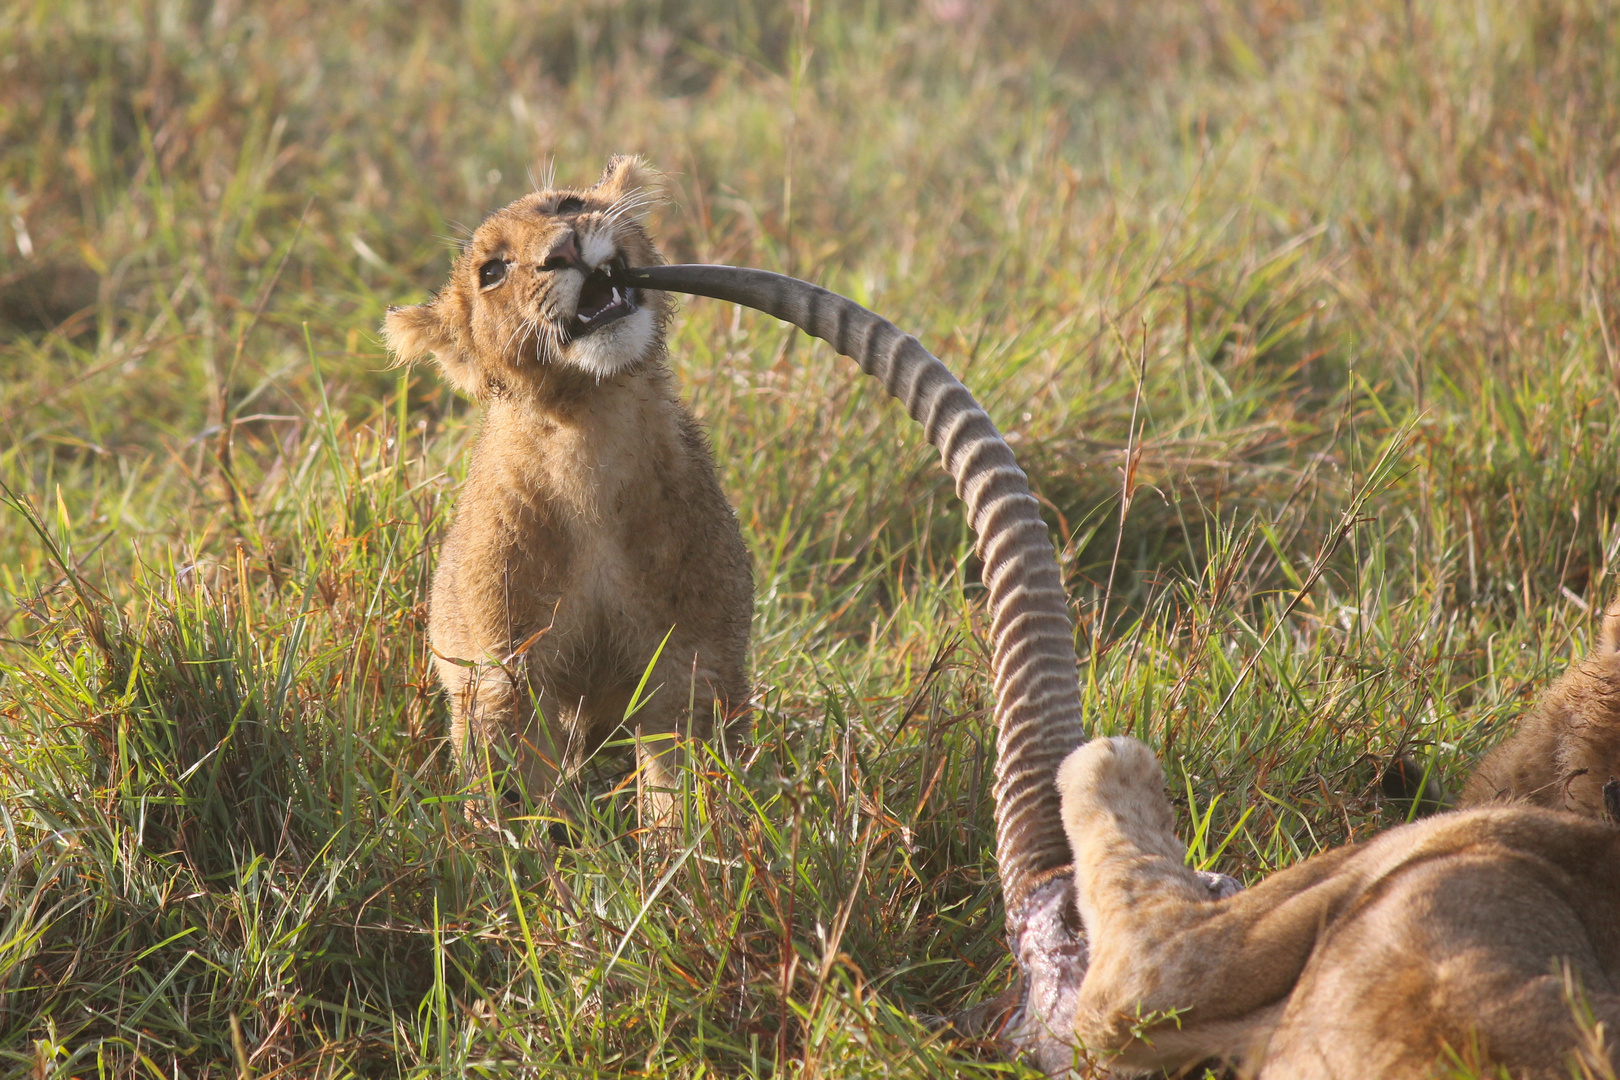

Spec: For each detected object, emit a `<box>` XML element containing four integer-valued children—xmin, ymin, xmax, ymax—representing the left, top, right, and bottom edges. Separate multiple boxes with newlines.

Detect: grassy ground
<box><xmin>2</xmin><ymin>0</ymin><xmax>1619</xmax><ymax>1075</ymax></box>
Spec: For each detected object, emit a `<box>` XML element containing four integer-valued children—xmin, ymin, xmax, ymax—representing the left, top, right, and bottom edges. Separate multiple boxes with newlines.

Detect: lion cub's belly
<box><xmin>532</xmin><ymin>517</ymin><xmax>689</xmax><ymax>722</ymax></box>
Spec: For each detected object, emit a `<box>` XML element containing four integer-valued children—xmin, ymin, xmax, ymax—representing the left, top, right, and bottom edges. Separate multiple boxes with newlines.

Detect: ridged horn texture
<box><xmin>618</xmin><ymin>264</ymin><xmax>1087</xmax><ymax>921</ymax></box>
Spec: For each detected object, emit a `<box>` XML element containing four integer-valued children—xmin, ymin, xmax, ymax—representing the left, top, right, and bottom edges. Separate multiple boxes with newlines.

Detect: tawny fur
<box><xmin>1460</xmin><ymin>608</ymin><xmax>1620</xmax><ymax>818</ymax></box>
<box><xmin>1057</xmin><ymin>737</ymin><xmax>1620</xmax><ymax>1077</ymax></box>
<box><xmin>383</xmin><ymin>157</ymin><xmax>751</xmax><ymax>822</ymax></box>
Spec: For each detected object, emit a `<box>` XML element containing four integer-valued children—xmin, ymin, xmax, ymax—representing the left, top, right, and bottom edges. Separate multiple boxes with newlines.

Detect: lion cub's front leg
<box><xmin>1057</xmin><ymin>737</ymin><xmax>1243</xmax><ymax>1069</ymax></box>
<box><xmin>437</xmin><ymin>653</ymin><xmax>574</xmax><ymax>817</ymax></box>
<box><xmin>627</xmin><ymin>649</ymin><xmax>741</xmax><ymax>831</ymax></box>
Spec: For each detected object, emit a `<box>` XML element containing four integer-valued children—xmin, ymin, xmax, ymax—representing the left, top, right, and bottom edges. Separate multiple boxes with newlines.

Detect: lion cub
<box><xmin>384</xmin><ymin>156</ymin><xmax>751</xmax><ymax>824</ymax></box>
<box><xmin>1460</xmin><ymin>607</ymin><xmax>1620</xmax><ymax>820</ymax></box>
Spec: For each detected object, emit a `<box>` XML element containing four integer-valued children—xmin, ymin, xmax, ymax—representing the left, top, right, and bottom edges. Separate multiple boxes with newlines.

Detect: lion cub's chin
<box><xmin>564</xmin><ymin>305</ymin><xmax>657</xmax><ymax>379</ymax></box>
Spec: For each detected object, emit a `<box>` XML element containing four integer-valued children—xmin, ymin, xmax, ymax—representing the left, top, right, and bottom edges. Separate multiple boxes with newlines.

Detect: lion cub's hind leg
<box><xmin>1057</xmin><ymin>737</ymin><xmax>1214</xmax><ymax>940</ymax></box>
<box><xmin>1058</xmin><ymin>737</ymin><xmax>1373</xmax><ymax>1073</ymax></box>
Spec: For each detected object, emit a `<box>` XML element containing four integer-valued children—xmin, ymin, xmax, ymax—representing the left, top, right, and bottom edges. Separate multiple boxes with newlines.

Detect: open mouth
<box><xmin>569</xmin><ymin>256</ymin><xmax>636</xmax><ymax>337</ymax></box>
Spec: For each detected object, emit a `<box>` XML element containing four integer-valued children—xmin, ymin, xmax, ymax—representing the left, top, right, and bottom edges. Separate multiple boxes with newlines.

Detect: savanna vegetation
<box><xmin>2</xmin><ymin>0</ymin><xmax>1619</xmax><ymax>1075</ymax></box>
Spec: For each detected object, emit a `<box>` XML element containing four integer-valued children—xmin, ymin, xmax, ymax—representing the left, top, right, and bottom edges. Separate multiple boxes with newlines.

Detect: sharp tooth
<box><xmin>611</xmin><ymin>287</ymin><xmax>623</xmax><ymax>305</ymax></box>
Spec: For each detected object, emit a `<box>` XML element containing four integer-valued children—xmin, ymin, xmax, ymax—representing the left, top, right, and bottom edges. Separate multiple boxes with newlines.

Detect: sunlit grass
<box><xmin>2</xmin><ymin>0</ymin><xmax>1618</xmax><ymax>1075</ymax></box>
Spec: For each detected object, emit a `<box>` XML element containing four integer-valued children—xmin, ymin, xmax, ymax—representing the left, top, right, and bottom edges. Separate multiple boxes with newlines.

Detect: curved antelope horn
<box><xmin>619</xmin><ymin>264</ymin><xmax>1087</xmax><ymax>925</ymax></box>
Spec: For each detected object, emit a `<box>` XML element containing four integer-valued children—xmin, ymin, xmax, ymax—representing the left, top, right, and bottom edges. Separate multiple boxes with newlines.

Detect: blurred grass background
<box><xmin>2</xmin><ymin>0</ymin><xmax>1618</xmax><ymax>1075</ymax></box>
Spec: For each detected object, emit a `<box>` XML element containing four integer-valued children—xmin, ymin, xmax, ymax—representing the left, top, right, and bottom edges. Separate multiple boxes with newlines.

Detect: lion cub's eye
<box><xmin>478</xmin><ymin>259</ymin><xmax>508</xmax><ymax>289</ymax></box>
<box><xmin>555</xmin><ymin>196</ymin><xmax>585</xmax><ymax>214</ymax></box>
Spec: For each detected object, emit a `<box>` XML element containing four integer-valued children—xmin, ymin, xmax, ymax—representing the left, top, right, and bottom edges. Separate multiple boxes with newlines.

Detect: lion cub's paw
<box><xmin>1057</xmin><ymin>737</ymin><xmax>1183</xmax><ymax>863</ymax></box>
<box><xmin>1058</xmin><ymin>737</ymin><xmax>1162</xmax><ymax>806</ymax></box>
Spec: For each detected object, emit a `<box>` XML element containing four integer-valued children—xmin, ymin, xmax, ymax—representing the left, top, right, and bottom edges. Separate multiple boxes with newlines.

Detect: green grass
<box><xmin>2</xmin><ymin>0</ymin><xmax>1619</xmax><ymax>1075</ymax></box>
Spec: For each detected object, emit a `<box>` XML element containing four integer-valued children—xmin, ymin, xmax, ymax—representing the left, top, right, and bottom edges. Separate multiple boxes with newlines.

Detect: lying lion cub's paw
<box><xmin>1057</xmin><ymin>737</ymin><xmax>1160</xmax><ymax>807</ymax></box>
<box><xmin>1058</xmin><ymin>737</ymin><xmax>1184</xmax><ymax>862</ymax></box>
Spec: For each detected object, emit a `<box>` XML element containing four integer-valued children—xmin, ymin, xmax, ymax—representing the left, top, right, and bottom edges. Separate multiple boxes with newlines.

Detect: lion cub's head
<box><xmin>1461</xmin><ymin>608</ymin><xmax>1620</xmax><ymax>821</ymax></box>
<box><xmin>384</xmin><ymin>155</ymin><xmax>668</xmax><ymax>398</ymax></box>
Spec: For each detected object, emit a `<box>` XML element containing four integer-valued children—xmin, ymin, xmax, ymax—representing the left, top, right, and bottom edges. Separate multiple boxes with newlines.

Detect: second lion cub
<box><xmin>384</xmin><ymin>156</ymin><xmax>752</xmax><ymax>824</ymax></box>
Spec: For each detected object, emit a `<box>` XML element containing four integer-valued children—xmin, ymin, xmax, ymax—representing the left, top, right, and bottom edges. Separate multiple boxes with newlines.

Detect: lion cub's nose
<box><xmin>541</xmin><ymin>231</ymin><xmax>586</xmax><ymax>272</ymax></box>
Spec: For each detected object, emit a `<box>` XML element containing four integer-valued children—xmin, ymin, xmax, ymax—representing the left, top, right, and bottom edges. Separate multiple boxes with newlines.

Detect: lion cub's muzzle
<box><xmin>567</xmin><ymin>255</ymin><xmax>636</xmax><ymax>339</ymax></box>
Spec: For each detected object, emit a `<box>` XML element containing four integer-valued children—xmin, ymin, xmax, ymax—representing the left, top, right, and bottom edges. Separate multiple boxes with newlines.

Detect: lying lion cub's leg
<box><xmin>1259</xmin><ymin>825</ymin><xmax>1620</xmax><ymax>1078</ymax></box>
<box><xmin>1058</xmin><ymin>737</ymin><xmax>1365</xmax><ymax>1073</ymax></box>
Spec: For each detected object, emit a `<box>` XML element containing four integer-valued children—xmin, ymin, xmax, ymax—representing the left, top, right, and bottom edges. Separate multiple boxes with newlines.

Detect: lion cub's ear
<box><xmin>384</xmin><ymin>300</ymin><xmax>482</xmax><ymax>398</ymax></box>
<box><xmin>592</xmin><ymin>154</ymin><xmax>661</xmax><ymax>222</ymax></box>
